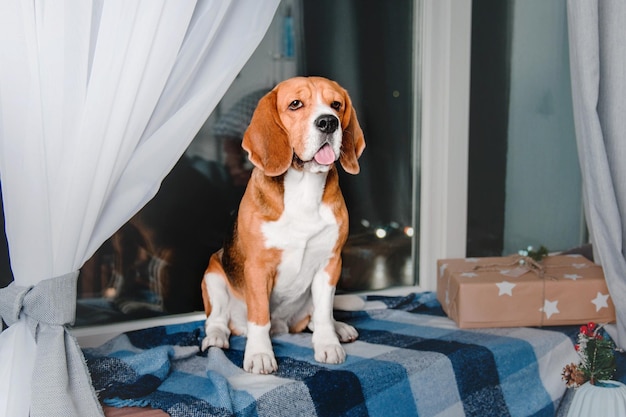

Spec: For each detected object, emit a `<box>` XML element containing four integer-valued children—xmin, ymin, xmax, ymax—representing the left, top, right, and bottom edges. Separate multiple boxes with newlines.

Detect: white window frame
<box><xmin>73</xmin><ymin>0</ymin><xmax>472</xmax><ymax>346</ymax></box>
<box><xmin>418</xmin><ymin>0</ymin><xmax>471</xmax><ymax>292</ymax></box>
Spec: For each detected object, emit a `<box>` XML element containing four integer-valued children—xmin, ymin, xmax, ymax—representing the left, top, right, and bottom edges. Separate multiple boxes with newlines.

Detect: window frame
<box><xmin>417</xmin><ymin>0</ymin><xmax>471</xmax><ymax>292</ymax></box>
<box><xmin>73</xmin><ymin>0</ymin><xmax>472</xmax><ymax>345</ymax></box>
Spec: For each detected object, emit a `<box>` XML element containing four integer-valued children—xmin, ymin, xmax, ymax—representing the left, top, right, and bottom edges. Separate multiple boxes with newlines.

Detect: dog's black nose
<box><xmin>315</xmin><ymin>114</ymin><xmax>339</xmax><ymax>134</ymax></box>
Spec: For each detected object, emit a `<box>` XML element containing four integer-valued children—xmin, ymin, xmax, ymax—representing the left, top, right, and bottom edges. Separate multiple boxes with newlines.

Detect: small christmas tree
<box><xmin>562</xmin><ymin>322</ymin><xmax>616</xmax><ymax>387</ymax></box>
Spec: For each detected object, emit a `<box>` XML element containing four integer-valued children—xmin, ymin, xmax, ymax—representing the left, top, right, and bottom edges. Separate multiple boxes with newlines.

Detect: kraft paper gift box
<box><xmin>436</xmin><ymin>255</ymin><xmax>616</xmax><ymax>329</ymax></box>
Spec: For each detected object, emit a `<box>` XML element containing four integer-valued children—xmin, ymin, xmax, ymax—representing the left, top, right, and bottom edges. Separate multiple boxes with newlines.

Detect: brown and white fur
<box><xmin>201</xmin><ymin>76</ymin><xmax>365</xmax><ymax>374</ymax></box>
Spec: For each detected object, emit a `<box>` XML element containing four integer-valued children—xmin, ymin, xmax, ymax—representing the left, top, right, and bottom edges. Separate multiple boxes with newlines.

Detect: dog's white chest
<box><xmin>261</xmin><ymin>169</ymin><xmax>338</xmax><ymax>289</ymax></box>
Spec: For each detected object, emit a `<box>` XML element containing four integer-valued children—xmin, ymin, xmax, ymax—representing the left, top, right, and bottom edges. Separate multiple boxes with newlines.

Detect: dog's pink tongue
<box><xmin>314</xmin><ymin>144</ymin><xmax>336</xmax><ymax>165</ymax></box>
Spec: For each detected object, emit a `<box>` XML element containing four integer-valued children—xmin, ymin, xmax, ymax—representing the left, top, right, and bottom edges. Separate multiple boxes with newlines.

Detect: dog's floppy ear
<box><xmin>339</xmin><ymin>95</ymin><xmax>366</xmax><ymax>175</ymax></box>
<box><xmin>242</xmin><ymin>90</ymin><xmax>292</xmax><ymax>177</ymax></box>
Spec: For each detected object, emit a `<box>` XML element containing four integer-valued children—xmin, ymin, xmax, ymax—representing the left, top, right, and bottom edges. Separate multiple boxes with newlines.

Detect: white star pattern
<box><xmin>591</xmin><ymin>292</ymin><xmax>610</xmax><ymax>312</ymax></box>
<box><xmin>563</xmin><ymin>274</ymin><xmax>582</xmax><ymax>281</ymax></box>
<box><xmin>460</xmin><ymin>272</ymin><xmax>478</xmax><ymax>278</ymax></box>
<box><xmin>439</xmin><ymin>263</ymin><xmax>448</xmax><ymax>279</ymax></box>
<box><xmin>496</xmin><ymin>281</ymin><xmax>516</xmax><ymax>296</ymax></box>
<box><xmin>540</xmin><ymin>300</ymin><xmax>560</xmax><ymax>319</ymax></box>
<box><xmin>572</xmin><ymin>263</ymin><xmax>588</xmax><ymax>269</ymax></box>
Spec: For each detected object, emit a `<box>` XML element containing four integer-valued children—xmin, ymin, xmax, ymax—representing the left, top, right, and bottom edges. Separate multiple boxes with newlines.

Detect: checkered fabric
<box><xmin>84</xmin><ymin>292</ymin><xmax>583</xmax><ymax>417</ymax></box>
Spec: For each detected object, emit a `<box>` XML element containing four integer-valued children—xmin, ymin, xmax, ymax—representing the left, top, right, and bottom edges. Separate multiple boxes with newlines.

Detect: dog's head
<box><xmin>242</xmin><ymin>76</ymin><xmax>365</xmax><ymax>177</ymax></box>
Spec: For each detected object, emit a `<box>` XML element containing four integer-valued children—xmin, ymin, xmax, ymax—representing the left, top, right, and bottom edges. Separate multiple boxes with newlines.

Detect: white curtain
<box><xmin>0</xmin><ymin>1</ymin><xmax>279</xmax><ymax>416</ymax></box>
<box><xmin>567</xmin><ymin>0</ymin><xmax>626</xmax><ymax>347</ymax></box>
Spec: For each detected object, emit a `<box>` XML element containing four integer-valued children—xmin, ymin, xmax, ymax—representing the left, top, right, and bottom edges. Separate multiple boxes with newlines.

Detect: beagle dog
<box><xmin>200</xmin><ymin>76</ymin><xmax>365</xmax><ymax>374</ymax></box>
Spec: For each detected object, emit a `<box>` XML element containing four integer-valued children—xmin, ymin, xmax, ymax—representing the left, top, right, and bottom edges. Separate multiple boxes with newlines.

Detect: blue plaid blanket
<box><xmin>84</xmin><ymin>292</ymin><xmax>583</xmax><ymax>417</ymax></box>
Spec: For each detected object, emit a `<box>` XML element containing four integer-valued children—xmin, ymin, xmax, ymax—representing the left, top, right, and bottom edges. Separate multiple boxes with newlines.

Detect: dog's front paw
<box><xmin>201</xmin><ymin>326</ymin><xmax>230</xmax><ymax>351</ymax></box>
<box><xmin>334</xmin><ymin>321</ymin><xmax>358</xmax><ymax>343</ymax></box>
<box><xmin>314</xmin><ymin>343</ymin><xmax>346</xmax><ymax>364</ymax></box>
<box><xmin>244</xmin><ymin>352</ymin><xmax>278</xmax><ymax>374</ymax></box>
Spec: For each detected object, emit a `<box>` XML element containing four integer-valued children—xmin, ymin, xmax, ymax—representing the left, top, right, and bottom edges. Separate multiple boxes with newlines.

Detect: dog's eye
<box><xmin>330</xmin><ymin>101</ymin><xmax>342</xmax><ymax>110</ymax></box>
<box><xmin>288</xmin><ymin>100</ymin><xmax>303</xmax><ymax>110</ymax></box>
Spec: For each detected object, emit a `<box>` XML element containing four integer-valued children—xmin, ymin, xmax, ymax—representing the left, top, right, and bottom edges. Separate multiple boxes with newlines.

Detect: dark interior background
<box><xmin>466</xmin><ymin>0</ymin><xmax>512</xmax><ymax>257</ymax></box>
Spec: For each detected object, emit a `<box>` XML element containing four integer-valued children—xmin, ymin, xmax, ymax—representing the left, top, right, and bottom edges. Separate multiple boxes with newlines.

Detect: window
<box><xmin>467</xmin><ymin>0</ymin><xmax>584</xmax><ymax>258</ymax></box>
<box><xmin>72</xmin><ymin>0</ymin><xmax>423</xmax><ymax>329</ymax></box>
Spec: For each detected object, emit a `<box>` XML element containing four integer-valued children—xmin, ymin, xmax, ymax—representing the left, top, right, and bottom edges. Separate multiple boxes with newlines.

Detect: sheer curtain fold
<box><xmin>0</xmin><ymin>1</ymin><xmax>279</xmax><ymax>416</ymax></box>
<box><xmin>567</xmin><ymin>0</ymin><xmax>626</xmax><ymax>347</ymax></box>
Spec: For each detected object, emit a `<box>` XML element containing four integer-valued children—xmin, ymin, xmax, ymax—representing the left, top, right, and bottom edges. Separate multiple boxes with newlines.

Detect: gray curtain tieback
<box><xmin>1</xmin><ymin>271</ymin><xmax>77</xmax><ymax>332</ymax></box>
<box><xmin>0</xmin><ymin>271</ymin><xmax>103</xmax><ymax>417</ymax></box>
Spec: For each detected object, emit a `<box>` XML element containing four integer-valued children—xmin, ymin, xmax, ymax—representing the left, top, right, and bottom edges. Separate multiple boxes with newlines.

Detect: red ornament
<box><xmin>587</xmin><ymin>322</ymin><xmax>597</xmax><ymax>332</ymax></box>
<box><xmin>580</xmin><ymin>325</ymin><xmax>589</xmax><ymax>336</ymax></box>
<box><xmin>575</xmin><ymin>344</ymin><xmax>580</xmax><ymax>351</ymax></box>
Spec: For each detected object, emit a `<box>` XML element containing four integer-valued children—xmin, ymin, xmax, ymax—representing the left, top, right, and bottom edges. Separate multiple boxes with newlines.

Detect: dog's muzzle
<box><xmin>292</xmin><ymin>114</ymin><xmax>340</xmax><ymax>168</ymax></box>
